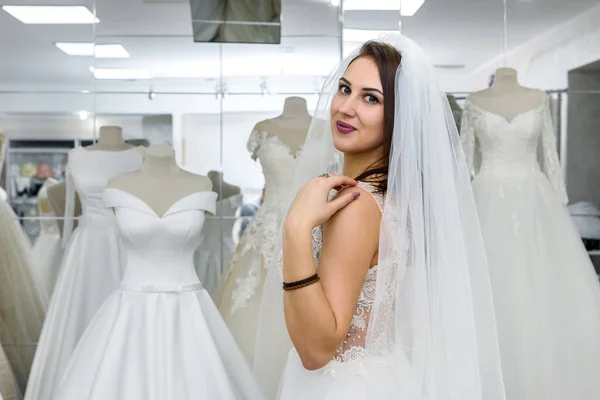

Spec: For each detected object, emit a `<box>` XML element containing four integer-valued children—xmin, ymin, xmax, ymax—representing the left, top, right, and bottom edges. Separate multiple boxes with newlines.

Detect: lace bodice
<box><xmin>226</xmin><ymin>130</ymin><xmax>304</xmax><ymax>314</ymax></box>
<box><xmin>311</xmin><ymin>182</ymin><xmax>384</xmax><ymax>365</ymax></box>
<box><xmin>460</xmin><ymin>94</ymin><xmax>568</xmax><ymax>205</ymax></box>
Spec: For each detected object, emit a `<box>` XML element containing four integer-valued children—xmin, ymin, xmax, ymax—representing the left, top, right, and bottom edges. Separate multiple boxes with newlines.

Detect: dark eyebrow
<box><xmin>339</xmin><ymin>77</ymin><xmax>383</xmax><ymax>96</ymax></box>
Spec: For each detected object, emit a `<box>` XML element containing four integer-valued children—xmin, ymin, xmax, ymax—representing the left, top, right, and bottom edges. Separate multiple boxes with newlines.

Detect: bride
<box><xmin>253</xmin><ymin>34</ymin><xmax>507</xmax><ymax>399</ymax></box>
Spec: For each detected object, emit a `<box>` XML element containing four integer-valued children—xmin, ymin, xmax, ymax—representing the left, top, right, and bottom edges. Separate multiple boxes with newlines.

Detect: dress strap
<box><xmin>356</xmin><ymin>181</ymin><xmax>384</xmax><ymax>213</ymax></box>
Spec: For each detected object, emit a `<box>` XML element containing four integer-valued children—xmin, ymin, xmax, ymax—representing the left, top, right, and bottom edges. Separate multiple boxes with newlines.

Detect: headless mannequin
<box><xmin>85</xmin><ymin>126</ymin><xmax>133</xmax><ymax>152</ymax></box>
<box><xmin>469</xmin><ymin>68</ymin><xmax>545</xmax><ymax>121</ymax></box>
<box><xmin>107</xmin><ymin>144</ymin><xmax>212</xmax><ymax>217</ymax></box>
<box><xmin>208</xmin><ymin>170</ymin><xmax>241</xmax><ymax>201</ymax></box>
<box><xmin>47</xmin><ymin>182</ymin><xmax>83</xmax><ymax>236</ymax></box>
<box><xmin>254</xmin><ymin>96</ymin><xmax>311</xmax><ymax>154</ymax></box>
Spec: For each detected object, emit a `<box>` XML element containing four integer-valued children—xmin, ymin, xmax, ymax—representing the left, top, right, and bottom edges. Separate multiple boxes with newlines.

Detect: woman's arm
<box><xmin>283</xmin><ymin>185</ymin><xmax>381</xmax><ymax>370</ymax></box>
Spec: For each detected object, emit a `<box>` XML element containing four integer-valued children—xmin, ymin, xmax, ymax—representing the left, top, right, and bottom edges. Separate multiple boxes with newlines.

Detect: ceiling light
<box><xmin>400</xmin><ymin>0</ymin><xmax>424</xmax><ymax>16</ymax></box>
<box><xmin>89</xmin><ymin>67</ymin><xmax>153</xmax><ymax>80</ymax></box>
<box><xmin>343</xmin><ymin>29</ymin><xmax>397</xmax><ymax>42</ymax></box>
<box><xmin>55</xmin><ymin>43</ymin><xmax>130</xmax><ymax>58</ymax></box>
<box><xmin>77</xmin><ymin>111</ymin><xmax>89</xmax><ymax>121</ymax></box>
<box><xmin>330</xmin><ymin>0</ymin><xmax>340</xmax><ymax>6</ymax></box>
<box><xmin>343</xmin><ymin>0</ymin><xmax>400</xmax><ymax>10</ymax></box>
<box><xmin>2</xmin><ymin>6</ymin><xmax>99</xmax><ymax>24</ymax></box>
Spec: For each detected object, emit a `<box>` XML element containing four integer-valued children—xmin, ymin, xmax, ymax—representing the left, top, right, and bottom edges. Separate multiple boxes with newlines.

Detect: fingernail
<box><xmin>352</xmin><ymin>192</ymin><xmax>361</xmax><ymax>200</ymax></box>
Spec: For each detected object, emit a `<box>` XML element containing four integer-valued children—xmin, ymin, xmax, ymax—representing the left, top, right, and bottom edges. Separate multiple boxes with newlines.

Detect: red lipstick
<box><xmin>336</xmin><ymin>121</ymin><xmax>356</xmax><ymax>134</ymax></box>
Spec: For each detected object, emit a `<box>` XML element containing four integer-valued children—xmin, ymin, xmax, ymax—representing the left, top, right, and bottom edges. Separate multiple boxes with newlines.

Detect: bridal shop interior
<box><xmin>1</xmin><ymin>0</ymin><xmax>600</xmax><ymax>398</ymax></box>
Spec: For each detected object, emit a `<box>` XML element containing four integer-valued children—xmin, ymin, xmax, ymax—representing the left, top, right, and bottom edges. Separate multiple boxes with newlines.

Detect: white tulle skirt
<box><xmin>0</xmin><ymin>201</ymin><xmax>45</xmax><ymax>391</ymax></box>
<box><xmin>473</xmin><ymin>172</ymin><xmax>600</xmax><ymax>399</ymax></box>
<box><xmin>56</xmin><ymin>283</ymin><xmax>264</xmax><ymax>400</ymax></box>
<box><xmin>25</xmin><ymin>218</ymin><xmax>124</xmax><ymax>400</ymax></box>
<box><xmin>278</xmin><ymin>350</ymin><xmax>414</xmax><ymax>400</ymax></box>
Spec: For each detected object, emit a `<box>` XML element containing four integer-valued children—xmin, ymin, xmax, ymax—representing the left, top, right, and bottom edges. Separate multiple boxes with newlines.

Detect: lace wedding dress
<box><xmin>461</xmin><ymin>94</ymin><xmax>600</xmax><ymax>399</ymax></box>
<box><xmin>0</xmin><ymin>188</ymin><xmax>45</xmax><ymax>392</ymax></box>
<box><xmin>277</xmin><ymin>182</ymin><xmax>409</xmax><ymax>400</ymax></box>
<box><xmin>25</xmin><ymin>147</ymin><xmax>142</xmax><ymax>400</ymax></box>
<box><xmin>218</xmin><ymin>130</ymin><xmax>302</xmax><ymax>364</ymax></box>
<box><xmin>56</xmin><ymin>189</ymin><xmax>263</xmax><ymax>399</ymax></box>
<box><xmin>194</xmin><ymin>193</ymin><xmax>243</xmax><ymax>297</ymax></box>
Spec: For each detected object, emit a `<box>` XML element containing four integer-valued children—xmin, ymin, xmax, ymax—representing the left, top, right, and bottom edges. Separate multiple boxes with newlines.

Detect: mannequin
<box><xmin>255</xmin><ymin>96</ymin><xmax>311</xmax><ymax>153</ymax></box>
<box><xmin>208</xmin><ymin>170</ymin><xmax>241</xmax><ymax>201</ymax></box>
<box><xmin>86</xmin><ymin>126</ymin><xmax>133</xmax><ymax>152</ymax></box>
<box><xmin>468</xmin><ymin>67</ymin><xmax>545</xmax><ymax>120</ymax></box>
<box><xmin>0</xmin><ymin>131</ymin><xmax>6</xmax><ymax>189</ymax></box>
<box><xmin>47</xmin><ymin>182</ymin><xmax>82</xmax><ymax>237</ymax></box>
<box><xmin>107</xmin><ymin>144</ymin><xmax>212</xmax><ymax>216</ymax></box>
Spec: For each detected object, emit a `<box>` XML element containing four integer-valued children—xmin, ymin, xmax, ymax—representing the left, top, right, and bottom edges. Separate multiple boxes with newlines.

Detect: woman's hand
<box><xmin>285</xmin><ymin>174</ymin><xmax>360</xmax><ymax>233</ymax></box>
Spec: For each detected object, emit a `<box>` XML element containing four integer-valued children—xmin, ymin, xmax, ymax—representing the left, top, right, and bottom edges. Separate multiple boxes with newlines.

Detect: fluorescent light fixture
<box><xmin>77</xmin><ymin>111</ymin><xmax>89</xmax><ymax>121</ymax></box>
<box><xmin>343</xmin><ymin>29</ymin><xmax>397</xmax><ymax>42</ymax></box>
<box><xmin>400</xmin><ymin>0</ymin><xmax>424</xmax><ymax>16</ymax></box>
<box><xmin>55</xmin><ymin>43</ymin><xmax>130</xmax><ymax>58</ymax></box>
<box><xmin>343</xmin><ymin>0</ymin><xmax>400</xmax><ymax>10</ymax></box>
<box><xmin>89</xmin><ymin>67</ymin><xmax>153</xmax><ymax>80</ymax></box>
<box><xmin>343</xmin><ymin>0</ymin><xmax>424</xmax><ymax>14</ymax></box>
<box><xmin>2</xmin><ymin>6</ymin><xmax>99</xmax><ymax>24</ymax></box>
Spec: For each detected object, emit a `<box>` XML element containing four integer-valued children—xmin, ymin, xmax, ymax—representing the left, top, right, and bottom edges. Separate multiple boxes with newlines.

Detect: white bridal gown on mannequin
<box><xmin>30</xmin><ymin>181</ymin><xmax>63</xmax><ymax>300</ymax></box>
<box><xmin>0</xmin><ymin>188</ymin><xmax>45</xmax><ymax>392</ymax></box>
<box><xmin>194</xmin><ymin>193</ymin><xmax>243</xmax><ymax>297</ymax></box>
<box><xmin>218</xmin><ymin>130</ymin><xmax>302</xmax><ymax>364</ymax></box>
<box><xmin>25</xmin><ymin>147</ymin><xmax>142</xmax><ymax>400</ymax></box>
<box><xmin>56</xmin><ymin>188</ymin><xmax>263</xmax><ymax>399</ymax></box>
<box><xmin>461</xmin><ymin>94</ymin><xmax>600</xmax><ymax>399</ymax></box>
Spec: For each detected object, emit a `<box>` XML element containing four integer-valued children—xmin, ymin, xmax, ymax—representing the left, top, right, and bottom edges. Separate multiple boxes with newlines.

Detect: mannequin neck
<box><xmin>281</xmin><ymin>97</ymin><xmax>309</xmax><ymax>118</ymax></box>
<box><xmin>98</xmin><ymin>126</ymin><xmax>125</xmax><ymax>145</ymax></box>
<box><xmin>492</xmin><ymin>67</ymin><xmax>521</xmax><ymax>89</ymax></box>
<box><xmin>142</xmin><ymin>144</ymin><xmax>179</xmax><ymax>178</ymax></box>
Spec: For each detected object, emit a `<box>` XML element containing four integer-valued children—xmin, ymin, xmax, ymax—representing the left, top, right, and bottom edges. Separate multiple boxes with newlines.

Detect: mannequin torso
<box><xmin>85</xmin><ymin>126</ymin><xmax>133</xmax><ymax>152</ymax></box>
<box><xmin>256</xmin><ymin>96</ymin><xmax>311</xmax><ymax>154</ymax></box>
<box><xmin>469</xmin><ymin>68</ymin><xmax>545</xmax><ymax>121</ymax></box>
<box><xmin>107</xmin><ymin>144</ymin><xmax>212</xmax><ymax>217</ymax></box>
<box><xmin>207</xmin><ymin>170</ymin><xmax>241</xmax><ymax>201</ymax></box>
<box><xmin>47</xmin><ymin>181</ymin><xmax>82</xmax><ymax>236</ymax></box>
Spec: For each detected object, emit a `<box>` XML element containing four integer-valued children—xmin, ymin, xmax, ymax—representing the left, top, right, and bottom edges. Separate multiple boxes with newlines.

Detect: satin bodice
<box><xmin>103</xmin><ymin>189</ymin><xmax>217</xmax><ymax>290</ymax></box>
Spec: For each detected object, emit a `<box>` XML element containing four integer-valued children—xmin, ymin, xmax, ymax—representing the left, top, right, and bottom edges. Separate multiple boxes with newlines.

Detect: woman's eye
<box><xmin>365</xmin><ymin>94</ymin><xmax>379</xmax><ymax>104</ymax></box>
<box><xmin>338</xmin><ymin>85</ymin><xmax>351</xmax><ymax>95</ymax></box>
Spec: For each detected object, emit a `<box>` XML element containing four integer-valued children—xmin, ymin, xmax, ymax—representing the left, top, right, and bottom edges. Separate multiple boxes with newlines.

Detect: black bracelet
<box><xmin>283</xmin><ymin>273</ymin><xmax>320</xmax><ymax>291</ymax></box>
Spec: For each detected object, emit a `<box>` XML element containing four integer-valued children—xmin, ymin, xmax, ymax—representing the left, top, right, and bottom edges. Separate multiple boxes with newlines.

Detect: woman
<box><xmin>253</xmin><ymin>34</ymin><xmax>507</xmax><ymax>399</ymax></box>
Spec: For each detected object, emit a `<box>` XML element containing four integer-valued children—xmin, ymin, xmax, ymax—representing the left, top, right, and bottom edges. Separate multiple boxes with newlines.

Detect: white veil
<box><xmin>254</xmin><ymin>34</ymin><xmax>505</xmax><ymax>400</ymax></box>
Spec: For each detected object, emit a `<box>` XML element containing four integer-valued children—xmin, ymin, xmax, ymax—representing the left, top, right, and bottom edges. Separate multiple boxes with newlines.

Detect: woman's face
<box><xmin>330</xmin><ymin>56</ymin><xmax>385</xmax><ymax>156</ymax></box>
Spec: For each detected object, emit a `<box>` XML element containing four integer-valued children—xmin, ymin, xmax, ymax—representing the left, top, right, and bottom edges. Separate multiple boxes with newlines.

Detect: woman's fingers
<box><xmin>327</xmin><ymin>190</ymin><xmax>361</xmax><ymax>215</ymax></box>
<box><xmin>321</xmin><ymin>174</ymin><xmax>357</xmax><ymax>190</ymax></box>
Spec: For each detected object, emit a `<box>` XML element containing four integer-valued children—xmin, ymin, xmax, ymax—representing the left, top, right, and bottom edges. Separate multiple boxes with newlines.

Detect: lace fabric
<box><xmin>460</xmin><ymin>94</ymin><xmax>568</xmax><ymax>205</ymax></box>
<box><xmin>224</xmin><ymin>130</ymin><xmax>303</xmax><ymax>315</ymax></box>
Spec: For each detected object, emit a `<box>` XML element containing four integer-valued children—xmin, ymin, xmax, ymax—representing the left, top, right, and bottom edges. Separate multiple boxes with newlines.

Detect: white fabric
<box><xmin>30</xmin><ymin>181</ymin><xmax>63</xmax><ymax>301</ymax></box>
<box><xmin>56</xmin><ymin>189</ymin><xmax>264</xmax><ymax>399</ymax></box>
<box><xmin>0</xmin><ymin>342</ymin><xmax>21</xmax><ymax>400</ymax></box>
<box><xmin>461</xmin><ymin>98</ymin><xmax>600</xmax><ymax>399</ymax></box>
<box><xmin>25</xmin><ymin>147</ymin><xmax>142</xmax><ymax>400</ymax></box>
<box><xmin>217</xmin><ymin>130</ymin><xmax>303</xmax><ymax>364</ymax></box>
<box><xmin>0</xmin><ymin>190</ymin><xmax>45</xmax><ymax>392</ymax></box>
<box><xmin>255</xmin><ymin>34</ymin><xmax>505</xmax><ymax>400</ymax></box>
<box><xmin>194</xmin><ymin>193</ymin><xmax>243</xmax><ymax>297</ymax></box>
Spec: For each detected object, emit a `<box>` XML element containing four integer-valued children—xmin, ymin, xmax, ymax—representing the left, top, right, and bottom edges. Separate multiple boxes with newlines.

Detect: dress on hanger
<box><xmin>25</xmin><ymin>147</ymin><xmax>142</xmax><ymax>400</ymax></box>
<box><xmin>217</xmin><ymin>130</ymin><xmax>302</xmax><ymax>364</ymax></box>
<box><xmin>30</xmin><ymin>181</ymin><xmax>63</xmax><ymax>301</ymax></box>
<box><xmin>194</xmin><ymin>193</ymin><xmax>243</xmax><ymax>298</ymax></box>
<box><xmin>0</xmin><ymin>188</ymin><xmax>45</xmax><ymax>391</ymax></box>
<box><xmin>277</xmin><ymin>182</ymin><xmax>398</xmax><ymax>400</ymax></box>
<box><xmin>461</xmin><ymin>94</ymin><xmax>600</xmax><ymax>399</ymax></box>
<box><xmin>56</xmin><ymin>189</ymin><xmax>263</xmax><ymax>399</ymax></box>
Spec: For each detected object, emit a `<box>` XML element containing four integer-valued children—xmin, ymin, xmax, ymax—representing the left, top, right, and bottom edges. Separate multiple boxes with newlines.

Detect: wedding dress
<box><xmin>25</xmin><ymin>147</ymin><xmax>142</xmax><ymax>400</ymax></box>
<box><xmin>55</xmin><ymin>189</ymin><xmax>263</xmax><ymax>399</ymax></box>
<box><xmin>194</xmin><ymin>193</ymin><xmax>243</xmax><ymax>297</ymax></box>
<box><xmin>0</xmin><ymin>188</ymin><xmax>45</xmax><ymax>391</ymax></box>
<box><xmin>218</xmin><ymin>130</ymin><xmax>302</xmax><ymax>364</ymax></box>
<box><xmin>461</xmin><ymin>95</ymin><xmax>600</xmax><ymax>399</ymax></box>
<box><xmin>30</xmin><ymin>181</ymin><xmax>63</xmax><ymax>300</ymax></box>
<box><xmin>0</xmin><ymin>341</ymin><xmax>21</xmax><ymax>400</ymax></box>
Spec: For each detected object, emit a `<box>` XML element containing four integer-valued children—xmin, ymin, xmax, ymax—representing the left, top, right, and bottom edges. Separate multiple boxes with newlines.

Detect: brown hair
<box><xmin>352</xmin><ymin>41</ymin><xmax>402</xmax><ymax>194</ymax></box>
